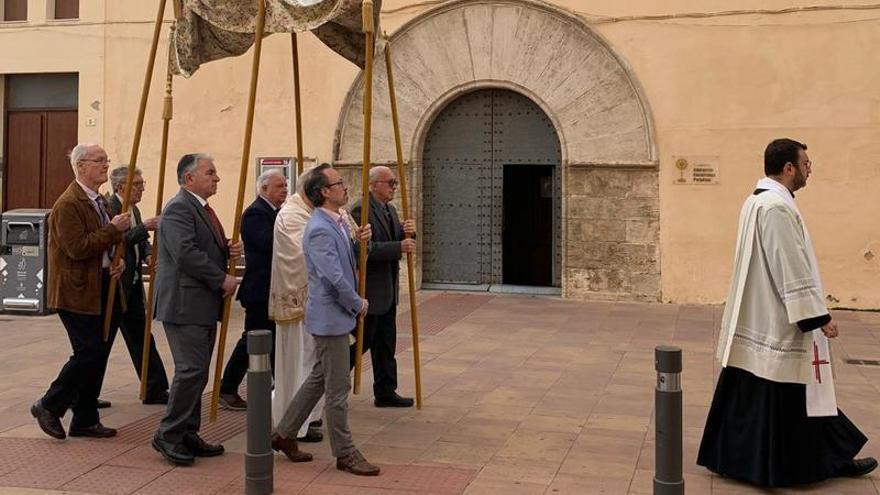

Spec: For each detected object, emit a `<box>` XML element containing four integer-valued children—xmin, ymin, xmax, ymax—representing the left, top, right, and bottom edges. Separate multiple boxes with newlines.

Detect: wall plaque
<box><xmin>672</xmin><ymin>156</ymin><xmax>720</xmax><ymax>185</ymax></box>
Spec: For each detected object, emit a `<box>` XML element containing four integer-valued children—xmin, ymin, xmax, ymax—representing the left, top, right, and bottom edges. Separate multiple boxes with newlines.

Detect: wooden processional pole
<box><xmin>382</xmin><ymin>34</ymin><xmax>423</xmax><ymax>409</ymax></box>
<box><xmin>352</xmin><ymin>0</ymin><xmax>375</xmax><ymax>394</ymax></box>
<box><xmin>209</xmin><ymin>0</ymin><xmax>268</xmax><ymax>421</ymax></box>
<box><xmin>139</xmin><ymin>36</ymin><xmax>175</xmax><ymax>401</ymax></box>
<box><xmin>103</xmin><ymin>0</ymin><xmax>168</xmax><ymax>340</ymax></box>
<box><xmin>291</xmin><ymin>34</ymin><xmax>305</xmax><ymax>175</ymax></box>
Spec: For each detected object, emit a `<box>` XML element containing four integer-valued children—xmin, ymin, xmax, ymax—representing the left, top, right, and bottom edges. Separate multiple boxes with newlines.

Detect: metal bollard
<box><xmin>654</xmin><ymin>345</ymin><xmax>684</xmax><ymax>495</ymax></box>
<box><xmin>246</xmin><ymin>330</ymin><xmax>273</xmax><ymax>495</ymax></box>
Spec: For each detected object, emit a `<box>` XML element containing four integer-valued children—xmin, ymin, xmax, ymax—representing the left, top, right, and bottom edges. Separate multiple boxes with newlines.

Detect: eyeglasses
<box><xmin>373</xmin><ymin>179</ymin><xmax>398</xmax><ymax>188</ymax></box>
<box><xmin>325</xmin><ymin>180</ymin><xmax>345</xmax><ymax>189</ymax></box>
<box><xmin>80</xmin><ymin>157</ymin><xmax>110</xmax><ymax>165</ymax></box>
<box><xmin>133</xmin><ymin>181</ymin><xmax>146</xmax><ymax>189</ymax></box>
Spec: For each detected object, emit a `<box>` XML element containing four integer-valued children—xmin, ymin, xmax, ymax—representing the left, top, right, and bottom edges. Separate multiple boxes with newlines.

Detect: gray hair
<box><xmin>255</xmin><ymin>168</ymin><xmax>286</xmax><ymax>195</ymax></box>
<box><xmin>176</xmin><ymin>153</ymin><xmax>212</xmax><ymax>185</ymax></box>
<box><xmin>368</xmin><ymin>165</ymin><xmax>392</xmax><ymax>183</ymax></box>
<box><xmin>109</xmin><ymin>165</ymin><xmax>142</xmax><ymax>192</ymax></box>
<box><xmin>69</xmin><ymin>143</ymin><xmax>100</xmax><ymax>173</ymax></box>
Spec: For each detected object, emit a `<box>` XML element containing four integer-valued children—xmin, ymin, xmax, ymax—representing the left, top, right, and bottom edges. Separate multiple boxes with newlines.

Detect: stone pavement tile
<box><xmin>518</xmin><ymin>414</ymin><xmax>584</xmax><ymax>435</ymax></box>
<box><xmin>496</xmin><ymin>430</ymin><xmax>577</xmax><ymax>463</ymax></box>
<box><xmin>476</xmin><ymin>457</ymin><xmax>560</xmax><ymax>486</ymax></box>
<box><xmin>134</xmin><ymin>470</ymin><xmax>236</xmax><ymax>495</ymax></box>
<box><xmin>301</xmin><ymin>484</ymin><xmax>422</xmax><ymax>494</ymax></box>
<box><xmin>104</xmin><ymin>445</ymin><xmax>175</xmax><ymax>472</ymax></box>
<box><xmin>568</xmin><ymin>427</ymin><xmax>645</xmax><ymax>466</ymax></box>
<box><xmin>477</xmin><ymin>386</ymin><xmax>547</xmax><ymax>408</ymax></box>
<box><xmin>534</xmin><ymin>388</ymin><xmax>601</xmax><ymax>415</ymax></box>
<box><xmin>272</xmin><ymin>460</ymin><xmax>331</xmax><ymax>485</ymax></box>
<box><xmin>462</xmin><ymin>404</ymin><xmax>532</xmax><ymax>423</ymax></box>
<box><xmin>0</xmin><ymin>459</ymin><xmax>96</xmax><ymax>490</ymax></box>
<box><xmin>546</xmin><ymin>471</ymin><xmax>633</xmax><ymax>494</ymax></box>
<box><xmin>311</xmin><ymin>463</ymin><xmax>476</xmax><ymax>493</ymax></box>
<box><xmin>439</xmin><ymin>417</ymin><xmax>520</xmax><ymax>447</ymax></box>
<box><xmin>557</xmin><ymin>452</ymin><xmax>635</xmax><ymax>480</ymax></box>
<box><xmin>414</xmin><ymin>441</ymin><xmax>499</xmax><ymax>468</ymax></box>
<box><xmin>359</xmin><ymin>444</ymin><xmax>428</xmax><ymax>465</ymax></box>
<box><xmin>184</xmin><ymin>453</ymin><xmax>245</xmax><ymax>480</ymax></box>
<box><xmin>462</xmin><ymin>477</ymin><xmax>547</xmax><ymax>494</ymax></box>
<box><xmin>586</xmin><ymin>414</ymin><xmax>650</xmax><ymax>432</ymax></box>
<box><xmin>61</xmin><ymin>465</ymin><xmax>166</xmax><ymax>495</ymax></box>
<box><xmin>368</xmin><ymin>420</ymin><xmax>450</xmax><ymax>450</ymax></box>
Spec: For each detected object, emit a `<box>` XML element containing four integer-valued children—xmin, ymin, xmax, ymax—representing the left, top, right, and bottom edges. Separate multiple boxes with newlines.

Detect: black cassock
<box><xmin>697</xmin><ymin>366</ymin><xmax>867</xmax><ymax>487</ymax></box>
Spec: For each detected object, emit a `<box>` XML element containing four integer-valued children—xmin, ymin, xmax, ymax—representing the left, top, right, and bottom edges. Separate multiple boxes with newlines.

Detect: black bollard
<box><xmin>246</xmin><ymin>330</ymin><xmax>273</xmax><ymax>495</ymax></box>
<box><xmin>654</xmin><ymin>345</ymin><xmax>684</xmax><ymax>495</ymax></box>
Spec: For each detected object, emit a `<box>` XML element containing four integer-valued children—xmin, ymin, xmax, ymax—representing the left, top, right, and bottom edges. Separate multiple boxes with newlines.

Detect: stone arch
<box><xmin>334</xmin><ymin>0</ymin><xmax>661</xmax><ymax>300</ymax></box>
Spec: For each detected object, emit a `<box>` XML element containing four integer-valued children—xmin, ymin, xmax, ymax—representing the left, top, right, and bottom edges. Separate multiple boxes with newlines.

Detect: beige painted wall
<box><xmin>2</xmin><ymin>0</ymin><xmax>879</xmax><ymax>307</ymax></box>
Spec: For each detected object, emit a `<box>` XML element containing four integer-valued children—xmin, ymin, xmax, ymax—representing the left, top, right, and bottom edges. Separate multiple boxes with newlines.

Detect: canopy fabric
<box><xmin>171</xmin><ymin>0</ymin><xmax>381</xmax><ymax>76</ymax></box>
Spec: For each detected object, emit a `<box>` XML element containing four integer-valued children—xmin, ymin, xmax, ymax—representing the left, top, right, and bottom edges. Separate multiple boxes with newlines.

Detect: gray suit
<box><xmin>154</xmin><ymin>189</ymin><xmax>228</xmax><ymax>445</ymax></box>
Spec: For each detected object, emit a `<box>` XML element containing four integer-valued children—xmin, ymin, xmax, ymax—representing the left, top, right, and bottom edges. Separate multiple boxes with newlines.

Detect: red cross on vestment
<box><xmin>812</xmin><ymin>341</ymin><xmax>830</xmax><ymax>384</ymax></box>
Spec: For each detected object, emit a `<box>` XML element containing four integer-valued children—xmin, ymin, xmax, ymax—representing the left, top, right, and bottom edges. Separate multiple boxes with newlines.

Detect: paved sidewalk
<box><xmin>0</xmin><ymin>292</ymin><xmax>878</xmax><ymax>494</ymax></box>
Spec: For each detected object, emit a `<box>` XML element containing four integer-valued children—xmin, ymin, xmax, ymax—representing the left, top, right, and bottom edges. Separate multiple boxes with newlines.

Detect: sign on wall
<box><xmin>256</xmin><ymin>156</ymin><xmax>318</xmax><ymax>194</ymax></box>
<box><xmin>672</xmin><ymin>156</ymin><xmax>720</xmax><ymax>185</ymax></box>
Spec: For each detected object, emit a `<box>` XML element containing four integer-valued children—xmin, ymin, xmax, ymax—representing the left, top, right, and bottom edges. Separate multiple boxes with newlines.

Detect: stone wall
<box><xmin>564</xmin><ymin>166</ymin><xmax>660</xmax><ymax>301</ymax></box>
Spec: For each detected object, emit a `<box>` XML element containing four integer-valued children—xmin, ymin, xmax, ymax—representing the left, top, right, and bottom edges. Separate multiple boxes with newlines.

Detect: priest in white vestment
<box><xmin>269</xmin><ymin>171</ymin><xmax>324</xmax><ymax>442</ymax></box>
<box><xmin>697</xmin><ymin>138</ymin><xmax>876</xmax><ymax>487</ymax></box>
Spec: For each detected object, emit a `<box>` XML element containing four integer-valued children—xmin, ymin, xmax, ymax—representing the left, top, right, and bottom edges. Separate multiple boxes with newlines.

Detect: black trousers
<box><xmin>115</xmin><ymin>280</ymin><xmax>169</xmax><ymax>399</ymax></box>
<box><xmin>220</xmin><ymin>300</ymin><xmax>275</xmax><ymax>394</ymax></box>
<box><xmin>349</xmin><ymin>304</ymin><xmax>399</xmax><ymax>398</ymax></box>
<box><xmin>41</xmin><ymin>273</ymin><xmax>120</xmax><ymax>428</ymax></box>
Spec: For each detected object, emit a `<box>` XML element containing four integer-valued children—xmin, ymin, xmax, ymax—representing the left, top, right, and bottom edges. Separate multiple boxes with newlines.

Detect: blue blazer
<box><xmin>303</xmin><ymin>208</ymin><xmax>362</xmax><ymax>336</ymax></box>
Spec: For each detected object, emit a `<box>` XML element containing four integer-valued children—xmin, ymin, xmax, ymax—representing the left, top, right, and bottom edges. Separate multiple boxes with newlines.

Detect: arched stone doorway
<box><xmin>333</xmin><ymin>0</ymin><xmax>661</xmax><ymax>301</ymax></box>
<box><xmin>421</xmin><ymin>88</ymin><xmax>561</xmax><ymax>289</ymax></box>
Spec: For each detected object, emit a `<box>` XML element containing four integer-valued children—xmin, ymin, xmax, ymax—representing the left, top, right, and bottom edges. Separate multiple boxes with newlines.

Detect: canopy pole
<box><xmin>291</xmin><ymin>34</ymin><xmax>305</xmax><ymax>175</ymax></box>
<box><xmin>209</xmin><ymin>0</ymin><xmax>268</xmax><ymax>422</ymax></box>
<box><xmin>353</xmin><ymin>0</ymin><xmax>375</xmax><ymax>395</ymax></box>
<box><xmin>382</xmin><ymin>33</ymin><xmax>423</xmax><ymax>409</ymax></box>
<box><xmin>140</xmin><ymin>34</ymin><xmax>175</xmax><ymax>401</ymax></box>
<box><xmin>103</xmin><ymin>0</ymin><xmax>168</xmax><ymax>341</ymax></box>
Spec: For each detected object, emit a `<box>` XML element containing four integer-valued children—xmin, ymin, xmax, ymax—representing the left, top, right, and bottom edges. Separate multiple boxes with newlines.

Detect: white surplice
<box><xmin>717</xmin><ymin>177</ymin><xmax>837</xmax><ymax>417</ymax></box>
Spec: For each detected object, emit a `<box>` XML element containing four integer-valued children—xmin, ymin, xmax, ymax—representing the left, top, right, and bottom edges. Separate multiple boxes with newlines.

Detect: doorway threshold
<box><xmin>422</xmin><ymin>283</ymin><xmax>560</xmax><ymax>296</ymax></box>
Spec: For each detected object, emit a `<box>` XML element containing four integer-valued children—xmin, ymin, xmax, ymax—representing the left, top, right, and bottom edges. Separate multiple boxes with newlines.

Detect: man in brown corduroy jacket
<box><xmin>31</xmin><ymin>143</ymin><xmax>131</xmax><ymax>440</ymax></box>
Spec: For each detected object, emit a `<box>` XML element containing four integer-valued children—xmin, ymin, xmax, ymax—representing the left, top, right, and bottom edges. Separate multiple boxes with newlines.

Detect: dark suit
<box><xmin>350</xmin><ymin>194</ymin><xmax>405</xmax><ymax>399</ymax></box>
<box><xmin>106</xmin><ymin>194</ymin><xmax>169</xmax><ymax>400</ymax></box>
<box><xmin>154</xmin><ymin>189</ymin><xmax>229</xmax><ymax>445</ymax></box>
<box><xmin>220</xmin><ymin>197</ymin><xmax>278</xmax><ymax>394</ymax></box>
<box><xmin>41</xmin><ymin>181</ymin><xmax>123</xmax><ymax>428</ymax></box>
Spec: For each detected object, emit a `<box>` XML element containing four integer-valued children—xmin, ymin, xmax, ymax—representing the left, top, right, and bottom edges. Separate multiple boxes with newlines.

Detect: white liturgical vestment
<box><xmin>717</xmin><ymin>177</ymin><xmax>837</xmax><ymax>417</ymax></box>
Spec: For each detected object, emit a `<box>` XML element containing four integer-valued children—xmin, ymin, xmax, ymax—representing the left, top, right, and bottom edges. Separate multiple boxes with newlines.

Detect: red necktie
<box><xmin>203</xmin><ymin>203</ymin><xmax>226</xmax><ymax>247</ymax></box>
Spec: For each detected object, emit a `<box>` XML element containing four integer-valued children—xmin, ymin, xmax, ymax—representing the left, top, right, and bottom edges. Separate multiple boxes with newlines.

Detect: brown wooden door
<box><xmin>4</xmin><ymin>110</ymin><xmax>77</xmax><ymax>210</ymax></box>
<box><xmin>43</xmin><ymin>111</ymin><xmax>77</xmax><ymax>206</ymax></box>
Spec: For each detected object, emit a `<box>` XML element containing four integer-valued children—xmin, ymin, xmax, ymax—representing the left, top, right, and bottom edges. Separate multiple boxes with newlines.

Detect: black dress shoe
<box><xmin>152</xmin><ymin>436</ymin><xmax>195</xmax><ymax>466</ymax></box>
<box><xmin>297</xmin><ymin>427</ymin><xmax>323</xmax><ymax>443</ymax></box>
<box><xmin>143</xmin><ymin>392</ymin><xmax>169</xmax><ymax>405</ymax></box>
<box><xmin>96</xmin><ymin>399</ymin><xmax>111</xmax><ymax>409</ymax></box>
<box><xmin>838</xmin><ymin>457</ymin><xmax>878</xmax><ymax>477</ymax></box>
<box><xmin>309</xmin><ymin>419</ymin><xmax>323</xmax><ymax>428</ymax></box>
<box><xmin>374</xmin><ymin>393</ymin><xmax>414</xmax><ymax>408</ymax></box>
<box><xmin>31</xmin><ymin>401</ymin><xmax>65</xmax><ymax>440</ymax></box>
<box><xmin>69</xmin><ymin>422</ymin><xmax>117</xmax><ymax>438</ymax></box>
<box><xmin>183</xmin><ymin>434</ymin><xmax>224</xmax><ymax>457</ymax></box>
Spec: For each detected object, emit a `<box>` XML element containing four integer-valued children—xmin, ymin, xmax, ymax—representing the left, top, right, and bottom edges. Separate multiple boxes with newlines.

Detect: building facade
<box><xmin>2</xmin><ymin>0</ymin><xmax>879</xmax><ymax>307</ymax></box>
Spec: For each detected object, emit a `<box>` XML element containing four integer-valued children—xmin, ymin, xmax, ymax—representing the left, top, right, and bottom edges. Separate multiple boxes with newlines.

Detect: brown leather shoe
<box><xmin>31</xmin><ymin>401</ymin><xmax>65</xmax><ymax>440</ymax></box>
<box><xmin>271</xmin><ymin>433</ymin><xmax>312</xmax><ymax>463</ymax></box>
<box><xmin>336</xmin><ymin>450</ymin><xmax>380</xmax><ymax>476</ymax></box>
